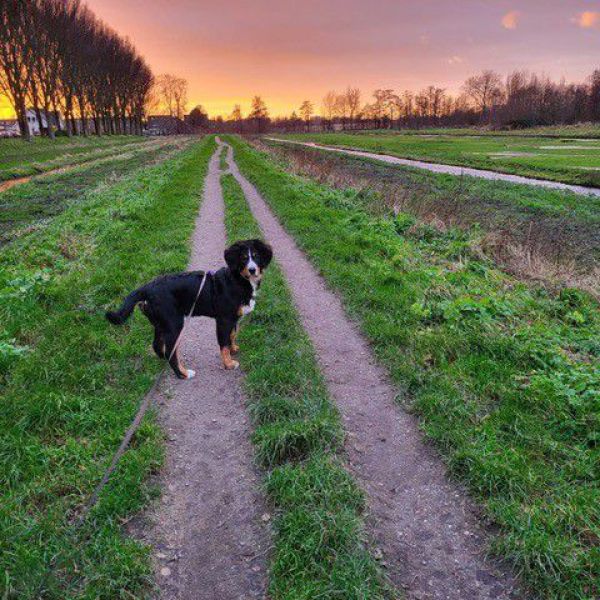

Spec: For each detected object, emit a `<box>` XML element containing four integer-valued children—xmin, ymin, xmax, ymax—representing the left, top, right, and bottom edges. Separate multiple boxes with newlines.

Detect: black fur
<box><xmin>106</xmin><ymin>239</ymin><xmax>272</xmax><ymax>378</ymax></box>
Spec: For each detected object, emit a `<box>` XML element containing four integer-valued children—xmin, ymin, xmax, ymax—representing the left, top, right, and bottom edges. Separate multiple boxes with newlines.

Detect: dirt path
<box><xmin>267</xmin><ymin>137</ymin><xmax>600</xmax><ymax>198</ymax></box>
<box><xmin>136</xmin><ymin>143</ymin><xmax>269</xmax><ymax>599</ymax></box>
<box><xmin>224</xmin><ymin>142</ymin><xmax>520</xmax><ymax>600</ymax></box>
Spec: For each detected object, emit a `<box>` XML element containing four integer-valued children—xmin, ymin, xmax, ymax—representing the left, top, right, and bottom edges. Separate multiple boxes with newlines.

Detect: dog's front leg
<box><xmin>230</xmin><ymin>322</ymin><xmax>240</xmax><ymax>354</ymax></box>
<box><xmin>216</xmin><ymin>317</ymin><xmax>239</xmax><ymax>369</ymax></box>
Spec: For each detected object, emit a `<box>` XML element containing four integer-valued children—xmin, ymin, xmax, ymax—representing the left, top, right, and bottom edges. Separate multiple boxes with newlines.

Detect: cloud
<box><xmin>447</xmin><ymin>55</ymin><xmax>464</xmax><ymax>65</ymax></box>
<box><xmin>501</xmin><ymin>10</ymin><xmax>520</xmax><ymax>30</ymax></box>
<box><xmin>573</xmin><ymin>11</ymin><xmax>600</xmax><ymax>30</ymax></box>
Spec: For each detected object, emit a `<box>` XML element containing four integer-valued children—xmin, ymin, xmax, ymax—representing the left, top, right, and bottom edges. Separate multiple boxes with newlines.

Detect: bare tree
<box><xmin>230</xmin><ymin>104</ymin><xmax>243</xmax><ymax>132</ymax></box>
<box><xmin>345</xmin><ymin>87</ymin><xmax>361</xmax><ymax>128</ymax></box>
<box><xmin>0</xmin><ymin>0</ymin><xmax>36</xmax><ymax>140</ymax></box>
<box><xmin>462</xmin><ymin>70</ymin><xmax>504</xmax><ymax>123</ymax></box>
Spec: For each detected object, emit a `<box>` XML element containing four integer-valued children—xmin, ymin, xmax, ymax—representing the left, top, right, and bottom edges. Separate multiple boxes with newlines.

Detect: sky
<box><xmin>2</xmin><ymin>0</ymin><xmax>600</xmax><ymax>119</ymax></box>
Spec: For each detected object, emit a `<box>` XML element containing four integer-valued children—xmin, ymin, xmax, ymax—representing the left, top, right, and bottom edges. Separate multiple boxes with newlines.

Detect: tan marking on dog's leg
<box><xmin>220</xmin><ymin>347</ymin><xmax>239</xmax><ymax>370</ymax></box>
<box><xmin>230</xmin><ymin>327</ymin><xmax>239</xmax><ymax>354</ymax></box>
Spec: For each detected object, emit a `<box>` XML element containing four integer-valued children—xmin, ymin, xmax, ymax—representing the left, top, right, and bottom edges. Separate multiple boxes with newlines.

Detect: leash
<box><xmin>168</xmin><ymin>270</ymin><xmax>209</xmax><ymax>361</ymax></box>
<box><xmin>79</xmin><ymin>271</ymin><xmax>210</xmax><ymax>522</ymax></box>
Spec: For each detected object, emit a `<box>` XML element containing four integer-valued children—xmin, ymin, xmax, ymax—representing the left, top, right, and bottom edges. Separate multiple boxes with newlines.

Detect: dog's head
<box><xmin>224</xmin><ymin>239</ymin><xmax>273</xmax><ymax>283</ymax></box>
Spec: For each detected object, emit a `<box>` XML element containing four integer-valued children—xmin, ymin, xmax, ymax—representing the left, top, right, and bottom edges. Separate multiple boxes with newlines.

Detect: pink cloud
<box><xmin>573</xmin><ymin>11</ymin><xmax>600</xmax><ymax>30</ymax></box>
<box><xmin>502</xmin><ymin>10</ymin><xmax>520</xmax><ymax>30</ymax></box>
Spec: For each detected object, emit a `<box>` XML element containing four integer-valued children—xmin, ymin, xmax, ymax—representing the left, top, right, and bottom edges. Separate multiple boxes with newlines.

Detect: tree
<box><xmin>230</xmin><ymin>104</ymin><xmax>243</xmax><ymax>132</ymax></box>
<box><xmin>0</xmin><ymin>0</ymin><xmax>36</xmax><ymax>140</ymax></box>
<box><xmin>156</xmin><ymin>74</ymin><xmax>187</xmax><ymax>119</ymax></box>
<box><xmin>345</xmin><ymin>87</ymin><xmax>361</xmax><ymax>127</ymax></box>
<box><xmin>462</xmin><ymin>70</ymin><xmax>504</xmax><ymax>122</ymax></box>
<box><xmin>188</xmin><ymin>105</ymin><xmax>208</xmax><ymax>129</ymax></box>
<box><xmin>248</xmin><ymin>95</ymin><xmax>269</xmax><ymax>133</ymax></box>
<box><xmin>0</xmin><ymin>0</ymin><xmax>154</xmax><ymax>140</ymax></box>
<box><xmin>299</xmin><ymin>100</ymin><xmax>313</xmax><ymax>131</ymax></box>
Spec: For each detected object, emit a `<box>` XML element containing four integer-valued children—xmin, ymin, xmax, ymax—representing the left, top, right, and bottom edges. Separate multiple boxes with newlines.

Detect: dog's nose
<box><xmin>248</xmin><ymin>267</ymin><xmax>256</xmax><ymax>275</ymax></box>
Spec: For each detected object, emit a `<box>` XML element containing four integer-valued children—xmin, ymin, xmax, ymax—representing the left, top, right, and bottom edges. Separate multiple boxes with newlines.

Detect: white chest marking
<box><xmin>240</xmin><ymin>279</ymin><xmax>258</xmax><ymax>317</ymax></box>
<box><xmin>241</xmin><ymin>299</ymin><xmax>256</xmax><ymax>315</ymax></box>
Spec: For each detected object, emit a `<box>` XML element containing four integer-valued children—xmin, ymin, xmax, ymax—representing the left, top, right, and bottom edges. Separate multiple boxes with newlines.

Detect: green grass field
<box><xmin>0</xmin><ymin>135</ymin><xmax>155</xmax><ymax>181</ymax></box>
<box><xmin>227</xmin><ymin>135</ymin><xmax>600</xmax><ymax>600</ymax></box>
<box><xmin>366</xmin><ymin>124</ymin><xmax>600</xmax><ymax>139</ymax></box>
<box><xmin>279</xmin><ymin>130</ymin><xmax>600</xmax><ymax>186</ymax></box>
<box><xmin>0</xmin><ymin>138</ymin><xmax>191</xmax><ymax>245</ymax></box>
<box><xmin>0</xmin><ymin>137</ymin><xmax>214</xmax><ymax>599</ymax></box>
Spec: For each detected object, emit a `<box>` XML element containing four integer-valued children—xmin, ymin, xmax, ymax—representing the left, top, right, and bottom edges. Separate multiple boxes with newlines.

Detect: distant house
<box><xmin>0</xmin><ymin>119</ymin><xmax>20</xmax><ymax>137</ymax></box>
<box><xmin>146</xmin><ymin>115</ymin><xmax>191</xmax><ymax>135</ymax></box>
<box><xmin>25</xmin><ymin>108</ymin><xmax>65</xmax><ymax>135</ymax></box>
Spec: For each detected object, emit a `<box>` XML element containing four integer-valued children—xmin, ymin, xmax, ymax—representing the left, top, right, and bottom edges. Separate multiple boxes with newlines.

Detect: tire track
<box><xmin>136</xmin><ymin>142</ymin><xmax>269</xmax><ymax>600</ymax></box>
<box><xmin>224</xmin><ymin>140</ymin><xmax>520</xmax><ymax>600</ymax></box>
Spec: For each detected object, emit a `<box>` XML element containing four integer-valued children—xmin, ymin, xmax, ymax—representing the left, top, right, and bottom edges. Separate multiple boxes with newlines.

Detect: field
<box><xmin>227</xmin><ymin>135</ymin><xmax>599</xmax><ymax>599</ymax></box>
<box><xmin>1</xmin><ymin>133</ymin><xmax>598</xmax><ymax>600</ymax></box>
<box><xmin>278</xmin><ymin>130</ymin><xmax>600</xmax><ymax>186</ymax></box>
<box><xmin>0</xmin><ymin>135</ymin><xmax>157</xmax><ymax>182</ymax></box>
<box><xmin>262</xmin><ymin>139</ymin><xmax>600</xmax><ymax>294</ymax></box>
<box><xmin>0</xmin><ymin>136</ymin><xmax>213</xmax><ymax>597</ymax></box>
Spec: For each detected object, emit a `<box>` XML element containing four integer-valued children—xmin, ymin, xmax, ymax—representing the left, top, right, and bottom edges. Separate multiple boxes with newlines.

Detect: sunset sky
<box><xmin>2</xmin><ymin>1</ymin><xmax>600</xmax><ymax>119</ymax></box>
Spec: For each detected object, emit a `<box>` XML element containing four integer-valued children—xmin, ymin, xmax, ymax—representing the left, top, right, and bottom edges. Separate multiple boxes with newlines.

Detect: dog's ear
<box><xmin>224</xmin><ymin>242</ymin><xmax>242</xmax><ymax>271</ymax></box>
<box><xmin>252</xmin><ymin>239</ymin><xmax>273</xmax><ymax>268</ymax></box>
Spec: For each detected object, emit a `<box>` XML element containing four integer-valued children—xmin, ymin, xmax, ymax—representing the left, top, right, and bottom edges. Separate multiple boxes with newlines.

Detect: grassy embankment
<box><xmin>228</xmin><ymin>135</ymin><xmax>600</xmax><ymax>600</ymax></box>
<box><xmin>0</xmin><ymin>135</ymin><xmax>152</xmax><ymax>181</ymax></box>
<box><xmin>279</xmin><ymin>131</ymin><xmax>600</xmax><ymax>186</ymax></box>
<box><xmin>0</xmin><ymin>137</ymin><xmax>215</xmax><ymax>599</ymax></box>
<box><xmin>221</xmin><ymin>172</ymin><xmax>390</xmax><ymax>599</ymax></box>
<box><xmin>0</xmin><ymin>138</ymin><xmax>191</xmax><ymax>245</ymax></box>
<box><xmin>262</xmin><ymin>139</ymin><xmax>600</xmax><ymax>285</ymax></box>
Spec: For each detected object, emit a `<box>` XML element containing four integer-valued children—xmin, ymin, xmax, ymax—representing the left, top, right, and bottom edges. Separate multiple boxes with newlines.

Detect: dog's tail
<box><xmin>105</xmin><ymin>287</ymin><xmax>146</xmax><ymax>325</ymax></box>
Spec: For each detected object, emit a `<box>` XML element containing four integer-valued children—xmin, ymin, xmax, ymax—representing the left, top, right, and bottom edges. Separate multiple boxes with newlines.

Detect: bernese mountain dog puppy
<box><xmin>106</xmin><ymin>239</ymin><xmax>272</xmax><ymax>379</ymax></box>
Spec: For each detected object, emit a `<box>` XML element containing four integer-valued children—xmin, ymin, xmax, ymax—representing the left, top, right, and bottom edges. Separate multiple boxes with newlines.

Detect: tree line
<box><xmin>206</xmin><ymin>68</ymin><xmax>600</xmax><ymax>133</ymax></box>
<box><xmin>0</xmin><ymin>0</ymin><xmax>153</xmax><ymax>140</ymax></box>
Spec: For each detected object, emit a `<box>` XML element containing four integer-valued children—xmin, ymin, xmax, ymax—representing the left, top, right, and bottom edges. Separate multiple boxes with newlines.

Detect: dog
<box><xmin>106</xmin><ymin>239</ymin><xmax>273</xmax><ymax>379</ymax></box>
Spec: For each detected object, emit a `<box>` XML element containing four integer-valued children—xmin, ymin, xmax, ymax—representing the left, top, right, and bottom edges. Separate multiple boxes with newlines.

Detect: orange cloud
<box><xmin>573</xmin><ymin>11</ymin><xmax>600</xmax><ymax>30</ymax></box>
<box><xmin>502</xmin><ymin>10</ymin><xmax>520</xmax><ymax>30</ymax></box>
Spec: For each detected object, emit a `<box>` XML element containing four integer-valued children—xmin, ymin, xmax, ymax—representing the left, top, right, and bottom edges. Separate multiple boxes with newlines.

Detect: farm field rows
<box><xmin>278</xmin><ymin>130</ymin><xmax>600</xmax><ymax>186</ymax></box>
<box><xmin>0</xmin><ymin>137</ymin><xmax>213</xmax><ymax>598</ymax></box>
<box><xmin>226</xmin><ymin>135</ymin><xmax>600</xmax><ymax>600</ymax></box>
<box><xmin>0</xmin><ymin>137</ymin><xmax>192</xmax><ymax>245</ymax></box>
<box><xmin>0</xmin><ymin>135</ymin><xmax>155</xmax><ymax>182</ymax></box>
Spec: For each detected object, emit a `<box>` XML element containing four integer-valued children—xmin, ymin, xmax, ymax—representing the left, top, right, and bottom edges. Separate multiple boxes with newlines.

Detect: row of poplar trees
<box><xmin>0</xmin><ymin>0</ymin><xmax>153</xmax><ymax>140</ymax></box>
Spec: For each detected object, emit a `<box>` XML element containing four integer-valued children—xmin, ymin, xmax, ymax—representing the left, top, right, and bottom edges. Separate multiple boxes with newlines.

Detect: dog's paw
<box><xmin>185</xmin><ymin>369</ymin><xmax>196</xmax><ymax>379</ymax></box>
<box><xmin>224</xmin><ymin>360</ymin><xmax>239</xmax><ymax>370</ymax></box>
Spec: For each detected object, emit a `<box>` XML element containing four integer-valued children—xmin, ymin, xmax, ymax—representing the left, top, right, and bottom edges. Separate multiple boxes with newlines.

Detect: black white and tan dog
<box><xmin>106</xmin><ymin>239</ymin><xmax>273</xmax><ymax>378</ymax></box>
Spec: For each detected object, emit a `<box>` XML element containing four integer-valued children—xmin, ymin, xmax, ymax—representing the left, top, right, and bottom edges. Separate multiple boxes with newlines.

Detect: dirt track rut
<box><xmin>138</xmin><ymin>143</ymin><xmax>269</xmax><ymax>600</ymax></box>
<box><xmin>224</xmin><ymin>141</ymin><xmax>520</xmax><ymax>600</ymax></box>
